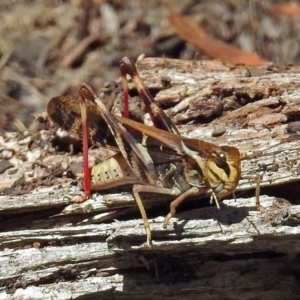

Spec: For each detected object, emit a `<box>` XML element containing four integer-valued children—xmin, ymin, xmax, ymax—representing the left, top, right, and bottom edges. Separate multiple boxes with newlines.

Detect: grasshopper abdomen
<box><xmin>90</xmin><ymin>153</ymin><xmax>142</xmax><ymax>190</ymax></box>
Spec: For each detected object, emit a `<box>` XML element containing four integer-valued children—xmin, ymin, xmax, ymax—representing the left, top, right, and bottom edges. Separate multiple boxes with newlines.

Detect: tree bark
<box><xmin>1</xmin><ymin>57</ymin><xmax>300</xmax><ymax>299</ymax></box>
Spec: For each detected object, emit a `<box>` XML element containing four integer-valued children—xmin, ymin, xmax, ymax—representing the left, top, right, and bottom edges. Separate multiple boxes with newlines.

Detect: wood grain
<box><xmin>1</xmin><ymin>58</ymin><xmax>300</xmax><ymax>299</ymax></box>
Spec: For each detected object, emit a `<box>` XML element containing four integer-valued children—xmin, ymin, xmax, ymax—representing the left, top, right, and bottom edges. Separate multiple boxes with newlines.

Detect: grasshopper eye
<box><xmin>213</xmin><ymin>151</ymin><xmax>227</xmax><ymax>166</ymax></box>
<box><xmin>218</xmin><ymin>152</ymin><xmax>226</xmax><ymax>160</ymax></box>
<box><xmin>211</xmin><ymin>151</ymin><xmax>230</xmax><ymax>175</ymax></box>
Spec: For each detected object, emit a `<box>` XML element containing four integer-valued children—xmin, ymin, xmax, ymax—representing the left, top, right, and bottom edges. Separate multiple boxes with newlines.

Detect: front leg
<box><xmin>241</xmin><ymin>173</ymin><xmax>263</xmax><ymax>211</ymax></box>
<box><xmin>163</xmin><ymin>186</ymin><xmax>201</xmax><ymax>229</ymax></box>
<box><xmin>133</xmin><ymin>184</ymin><xmax>181</xmax><ymax>247</ymax></box>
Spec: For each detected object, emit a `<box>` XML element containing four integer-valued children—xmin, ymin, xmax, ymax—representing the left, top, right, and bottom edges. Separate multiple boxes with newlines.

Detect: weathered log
<box><xmin>0</xmin><ymin>57</ymin><xmax>300</xmax><ymax>299</ymax></box>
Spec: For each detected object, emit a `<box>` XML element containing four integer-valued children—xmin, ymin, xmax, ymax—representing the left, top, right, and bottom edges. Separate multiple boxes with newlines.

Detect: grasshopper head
<box><xmin>206</xmin><ymin>146</ymin><xmax>241</xmax><ymax>199</ymax></box>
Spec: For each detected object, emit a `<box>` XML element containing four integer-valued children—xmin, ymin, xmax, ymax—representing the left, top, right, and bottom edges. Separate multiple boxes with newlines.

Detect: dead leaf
<box><xmin>168</xmin><ymin>13</ymin><xmax>267</xmax><ymax>66</ymax></box>
<box><xmin>271</xmin><ymin>2</ymin><xmax>300</xmax><ymax>17</ymax></box>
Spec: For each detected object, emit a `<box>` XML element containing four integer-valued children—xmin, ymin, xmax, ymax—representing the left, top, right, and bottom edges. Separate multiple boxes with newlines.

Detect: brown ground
<box><xmin>1</xmin><ymin>0</ymin><xmax>300</xmax><ymax>132</ymax></box>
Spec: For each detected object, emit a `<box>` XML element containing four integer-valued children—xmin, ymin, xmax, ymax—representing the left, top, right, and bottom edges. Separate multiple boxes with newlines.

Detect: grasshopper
<box><xmin>47</xmin><ymin>57</ymin><xmax>261</xmax><ymax>247</ymax></box>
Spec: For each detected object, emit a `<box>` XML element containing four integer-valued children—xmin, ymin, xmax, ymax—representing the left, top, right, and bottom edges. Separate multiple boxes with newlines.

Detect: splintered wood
<box><xmin>1</xmin><ymin>58</ymin><xmax>300</xmax><ymax>299</ymax></box>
